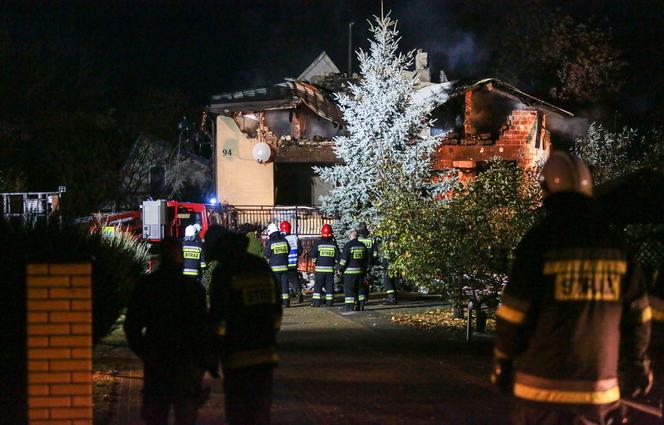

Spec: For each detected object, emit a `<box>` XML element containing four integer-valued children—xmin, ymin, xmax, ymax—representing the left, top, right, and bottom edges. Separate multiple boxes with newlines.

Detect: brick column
<box><xmin>26</xmin><ymin>263</ymin><xmax>93</xmax><ymax>425</ymax></box>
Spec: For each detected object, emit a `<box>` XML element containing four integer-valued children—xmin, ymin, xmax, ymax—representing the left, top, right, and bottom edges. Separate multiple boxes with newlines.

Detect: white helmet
<box><xmin>539</xmin><ymin>151</ymin><xmax>593</xmax><ymax>197</ymax></box>
<box><xmin>266</xmin><ymin>223</ymin><xmax>279</xmax><ymax>235</ymax></box>
<box><xmin>193</xmin><ymin>223</ymin><xmax>202</xmax><ymax>233</ymax></box>
<box><xmin>184</xmin><ymin>225</ymin><xmax>196</xmax><ymax>238</ymax></box>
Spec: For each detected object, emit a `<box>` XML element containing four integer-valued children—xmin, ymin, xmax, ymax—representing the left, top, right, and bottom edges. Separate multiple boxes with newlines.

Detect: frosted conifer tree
<box><xmin>315</xmin><ymin>13</ymin><xmax>449</xmax><ymax>238</ymax></box>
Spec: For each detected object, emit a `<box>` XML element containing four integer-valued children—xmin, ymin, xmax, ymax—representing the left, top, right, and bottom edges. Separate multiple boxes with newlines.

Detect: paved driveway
<box><xmin>100</xmin><ymin>295</ymin><xmax>512</xmax><ymax>425</ymax></box>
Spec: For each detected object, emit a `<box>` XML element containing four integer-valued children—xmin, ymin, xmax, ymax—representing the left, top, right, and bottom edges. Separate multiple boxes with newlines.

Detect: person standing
<box><xmin>124</xmin><ymin>237</ymin><xmax>213</xmax><ymax>425</ymax></box>
<box><xmin>381</xmin><ymin>256</ymin><xmax>400</xmax><ymax>305</ymax></box>
<box><xmin>339</xmin><ymin>229</ymin><xmax>369</xmax><ymax>312</ymax></box>
<box><xmin>263</xmin><ymin>223</ymin><xmax>291</xmax><ymax>307</ymax></box>
<box><xmin>280</xmin><ymin>220</ymin><xmax>303</xmax><ymax>303</ymax></box>
<box><xmin>356</xmin><ymin>222</ymin><xmax>378</xmax><ymax>306</ymax></box>
<box><xmin>182</xmin><ymin>225</ymin><xmax>207</xmax><ymax>282</ymax></box>
<box><xmin>205</xmin><ymin>226</ymin><xmax>282</xmax><ymax>425</ymax></box>
<box><xmin>310</xmin><ymin>224</ymin><xmax>339</xmax><ymax>307</ymax></box>
<box><xmin>491</xmin><ymin>151</ymin><xmax>653</xmax><ymax>425</ymax></box>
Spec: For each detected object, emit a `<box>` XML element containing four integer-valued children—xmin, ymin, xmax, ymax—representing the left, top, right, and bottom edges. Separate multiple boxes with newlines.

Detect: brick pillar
<box><xmin>26</xmin><ymin>263</ymin><xmax>93</xmax><ymax>425</ymax></box>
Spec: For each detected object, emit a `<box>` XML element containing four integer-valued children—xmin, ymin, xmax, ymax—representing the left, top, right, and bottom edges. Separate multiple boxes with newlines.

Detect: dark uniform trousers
<box><xmin>275</xmin><ymin>271</ymin><xmax>290</xmax><ymax>307</ymax></box>
<box><xmin>314</xmin><ymin>272</ymin><xmax>335</xmax><ymax>306</ymax></box>
<box><xmin>343</xmin><ymin>274</ymin><xmax>366</xmax><ymax>308</ymax></box>
<box><xmin>223</xmin><ymin>364</ymin><xmax>274</xmax><ymax>425</ymax></box>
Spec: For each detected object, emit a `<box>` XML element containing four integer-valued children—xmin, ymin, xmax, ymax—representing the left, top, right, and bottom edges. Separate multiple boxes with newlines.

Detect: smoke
<box><xmin>546</xmin><ymin>114</ymin><xmax>590</xmax><ymax>143</ymax></box>
<box><xmin>392</xmin><ymin>0</ymin><xmax>489</xmax><ymax>80</ymax></box>
<box><xmin>469</xmin><ymin>90</ymin><xmax>517</xmax><ymax>134</ymax></box>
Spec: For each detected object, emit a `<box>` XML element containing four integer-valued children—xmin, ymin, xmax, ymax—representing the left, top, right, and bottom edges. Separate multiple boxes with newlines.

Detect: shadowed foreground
<box><xmin>99</xmin><ymin>296</ymin><xmax>512</xmax><ymax>425</ymax></box>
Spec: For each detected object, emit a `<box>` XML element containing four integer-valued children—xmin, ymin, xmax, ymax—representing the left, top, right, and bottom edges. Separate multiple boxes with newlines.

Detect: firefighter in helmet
<box><xmin>339</xmin><ymin>229</ymin><xmax>369</xmax><ymax>312</ymax></box>
<box><xmin>310</xmin><ymin>224</ymin><xmax>339</xmax><ymax>307</ymax></box>
<box><xmin>183</xmin><ymin>224</ymin><xmax>207</xmax><ymax>283</ymax></box>
<box><xmin>492</xmin><ymin>151</ymin><xmax>653</xmax><ymax>425</ymax></box>
<box><xmin>264</xmin><ymin>223</ymin><xmax>291</xmax><ymax>307</ymax></box>
<box><xmin>280</xmin><ymin>220</ymin><xmax>303</xmax><ymax>303</ymax></box>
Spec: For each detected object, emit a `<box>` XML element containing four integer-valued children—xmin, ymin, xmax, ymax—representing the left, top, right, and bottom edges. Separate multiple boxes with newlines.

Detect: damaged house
<box><xmin>208</xmin><ymin>50</ymin><xmax>579</xmax><ymax>207</ymax></box>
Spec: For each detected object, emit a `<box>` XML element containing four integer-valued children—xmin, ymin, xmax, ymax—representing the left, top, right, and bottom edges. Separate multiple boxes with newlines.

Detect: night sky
<box><xmin>3</xmin><ymin>0</ymin><xmax>664</xmax><ymax>116</ymax></box>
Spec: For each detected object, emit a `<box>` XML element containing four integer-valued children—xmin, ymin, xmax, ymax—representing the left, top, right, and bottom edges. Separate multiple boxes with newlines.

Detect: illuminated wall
<box><xmin>216</xmin><ymin>116</ymin><xmax>275</xmax><ymax>206</ymax></box>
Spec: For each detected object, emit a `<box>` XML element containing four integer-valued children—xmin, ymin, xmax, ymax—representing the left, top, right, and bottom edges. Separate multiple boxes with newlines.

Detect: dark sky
<box><xmin>3</xmin><ymin>0</ymin><xmax>664</xmax><ymax>114</ymax></box>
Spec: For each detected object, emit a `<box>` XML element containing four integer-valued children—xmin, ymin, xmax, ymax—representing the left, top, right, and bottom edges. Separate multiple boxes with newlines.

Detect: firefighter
<box><xmin>205</xmin><ymin>226</ymin><xmax>282</xmax><ymax>425</ymax></box>
<box><xmin>356</xmin><ymin>222</ymin><xmax>378</xmax><ymax>307</ymax></box>
<box><xmin>280</xmin><ymin>220</ymin><xmax>303</xmax><ymax>303</ymax></box>
<box><xmin>124</xmin><ymin>237</ymin><xmax>214</xmax><ymax>425</ymax></box>
<box><xmin>182</xmin><ymin>225</ymin><xmax>206</xmax><ymax>282</ymax></box>
<box><xmin>492</xmin><ymin>151</ymin><xmax>653</xmax><ymax>425</ymax></box>
<box><xmin>310</xmin><ymin>224</ymin><xmax>339</xmax><ymax>307</ymax></box>
<box><xmin>264</xmin><ymin>223</ymin><xmax>291</xmax><ymax>307</ymax></box>
<box><xmin>339</xmin><ymin>229</ymin><xmax>369</xmax><ymax>312</ymax></box>
<box><xmin>381</xmin><ymin>256</ymin><xmax>400</xmax><ymax>305</ymax></box>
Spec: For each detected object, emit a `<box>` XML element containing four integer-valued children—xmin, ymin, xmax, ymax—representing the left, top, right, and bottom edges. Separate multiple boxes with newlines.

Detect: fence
<box><xmin>227</xmin><ymin>205</ymin><xmax>336</xmax><ymax>237</ymax></box>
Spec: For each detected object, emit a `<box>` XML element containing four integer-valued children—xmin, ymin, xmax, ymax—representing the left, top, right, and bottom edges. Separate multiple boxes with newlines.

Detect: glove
<box><xmin>490</xmin><ymin>358</ymin><xmax>514</xmax><ymax>395</ymax></box>
<box><xmin>623</xmin><ymin>357</ymin><xmax>654</xmax><ymax>398</ymax></box>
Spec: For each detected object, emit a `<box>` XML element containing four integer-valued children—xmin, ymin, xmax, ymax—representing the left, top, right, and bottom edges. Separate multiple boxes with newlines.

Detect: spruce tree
<box><xmin>315</xmin><ymin>13</ymin><xmax>446</xmax><ymax>239</ymax></box>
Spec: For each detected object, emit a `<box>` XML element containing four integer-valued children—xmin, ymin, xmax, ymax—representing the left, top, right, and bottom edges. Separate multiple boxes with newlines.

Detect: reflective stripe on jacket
<box><xmin>495</xmin><ymin>193</ymin><xmax>651</xmax><ymax>407</ymax></box>
<box><xmin>263</xmin><ymin>233</ymin><xmax>290</xmax><ymax>273</ymax></box>
<box><xmin>339</xmin><ymin>239</ymin><xmax>368</xmax><ymax>276</ymax></box>
<box><xmin>284</xmin><ymin>233</ymin><xmax>301</xmax><ymax>269</ymax></box>
<box><xmin>182</xmin><ymin>238</ymin><xmax>206</xmax><ymax>277</ymax></box>
<box><xmin>311</xmin><ymin>237</ymin><xmax>339</xmax><ymax>273</ymax></box>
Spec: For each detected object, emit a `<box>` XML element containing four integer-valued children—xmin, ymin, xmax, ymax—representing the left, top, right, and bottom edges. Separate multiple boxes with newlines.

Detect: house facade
<box><xmin>208</xmin><ymin>51</ymin><xmax>577</xmax><ymax>207</ymax></box>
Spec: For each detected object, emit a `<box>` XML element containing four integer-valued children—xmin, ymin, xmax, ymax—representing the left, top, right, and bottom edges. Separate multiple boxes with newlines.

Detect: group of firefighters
<box><xmin>177</xmin><ymin>215</ymin><xmax>400</xmax><ymax>312</ymax></box>
<box><xmin>263</xmin><ymin>220</ymin><xmax>397</xmax><ymax>312</ymax></box>
<box><xmin>123</xmin><ymin>150</ymin><xmax>662</xmax><ymax>425</ymax></box>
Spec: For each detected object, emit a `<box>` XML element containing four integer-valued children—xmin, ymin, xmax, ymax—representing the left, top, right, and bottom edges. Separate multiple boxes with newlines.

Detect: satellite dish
<box><xmin>252</xmin><ymin>142</ymin><xmax>272</xmax><ymax>163</ymax></box>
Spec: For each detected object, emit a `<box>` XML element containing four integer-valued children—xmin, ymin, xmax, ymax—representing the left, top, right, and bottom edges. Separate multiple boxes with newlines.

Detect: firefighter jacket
<box><xmin>339</xmin><ymin>239</ymin><xmax>368</xmax><ymax>276</ymax></box>
<box><xmin>182</xmin><ymin>237</ymin><xmax>206</xmax><ymax>278</ymax></box>
<box><xmin>283</xmin><ymin>233</ymin><xmax>302</xmax><ymax>270</ymax></box>
<box><xmin>263</xmin><ymin>232</ymin><xmax>290</xmax><ymax>273</ymax></box>
<box><xmin>310</xmin><ymin>236</ymin><xmax>339</xmax><ymax>273</ymax></box>
<box><xmin>208</xmin><ymin>254</ymin><xmax>282</xmax><ymax>370</ymax></box>
<box><xmin>358</xmin><ymin>231</ymin><xmax>378</xmax><ymax>267</ymax></box>
<box><xmin>124</xmin><ymin>262</ymin><xmax>213</xmax><ymax>394</ymax></box>
<box><xmin>495</xmin><ymin>193</ymin><xmax>651</xmax><ymax>407</ymax></box>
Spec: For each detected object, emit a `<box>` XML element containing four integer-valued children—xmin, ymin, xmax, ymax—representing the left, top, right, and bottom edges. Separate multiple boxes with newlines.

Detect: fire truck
<box><xmin>86</xmin><ymin>200</ymin><xmax>229</xmax><ymax>240</ymax></box>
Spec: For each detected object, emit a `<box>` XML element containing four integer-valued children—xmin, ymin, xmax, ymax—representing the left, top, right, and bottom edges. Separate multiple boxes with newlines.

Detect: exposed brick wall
<box><xmin>433</xmin><ymin>107</ymin><xmax>550</xmax><ymax>172</ymax></box>
<box><xmin>26</xmin><ymin>263</ymin><xmax>92</xmax><ymax>425</ymax></box>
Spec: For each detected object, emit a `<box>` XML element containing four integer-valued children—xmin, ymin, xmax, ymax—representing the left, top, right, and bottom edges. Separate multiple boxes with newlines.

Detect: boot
<box><xmin>311</xmin><ymin>299</ymin><xmax>321</xmax><ymax>307</ymax></box>
<box><xmin>383</xmin><ymin>294</ymin><xmax>397</xmax><ymax>305</ymax></box>
<box><xmin>358</xmin><ymin>300</ymin><xmax>366</xmax><ymax>311</ymax></box>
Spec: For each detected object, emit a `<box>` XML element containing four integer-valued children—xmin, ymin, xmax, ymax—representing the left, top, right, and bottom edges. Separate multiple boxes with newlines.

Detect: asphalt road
<box><xmin>101</xmin><ymin>295</ymin><xmax>513</xmax><ymax>425</ymax></box>
<box><xmin>271</xmin><ymin>297</ymin><xmax>511</xmax><ymax>425</ymax></box>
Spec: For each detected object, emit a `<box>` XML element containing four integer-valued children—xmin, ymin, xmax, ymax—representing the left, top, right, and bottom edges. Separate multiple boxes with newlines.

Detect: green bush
<box><xmin>376</xmin><ymin>158</ymin><xmax>541</xmax><ymax>302</ymax></box>
<box><xmin>0</xmin><ymin>219</ymin><xmax>149</xmax><ymax>343</ymax></box>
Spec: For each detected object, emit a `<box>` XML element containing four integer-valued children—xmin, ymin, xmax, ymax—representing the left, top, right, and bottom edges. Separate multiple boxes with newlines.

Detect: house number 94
<box><xmin>222</xmin><ymin>149</ymin><xmax>232</xmax><ymax>157</ymax></box>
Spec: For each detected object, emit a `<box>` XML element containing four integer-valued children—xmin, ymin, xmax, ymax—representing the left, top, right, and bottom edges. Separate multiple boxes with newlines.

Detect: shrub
<box><xmin>0</xmin><ymin>219</ymin><xmax>149</xmax><ymax>343</ymax></box>
<box><xmin>376</xmin><ymin>159</ymin><xmax>541</xmax><ymax>303</ymax></box>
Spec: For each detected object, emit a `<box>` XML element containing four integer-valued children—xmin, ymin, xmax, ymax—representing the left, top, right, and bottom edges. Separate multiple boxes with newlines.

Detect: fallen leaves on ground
<box><xmin>390</xmin><ymin>308</ymin><xmax>496</xmax><ymax>334</ymax></box>
<box><xmin>93</xmin><ymin>370</ymin><xmax>120</xmax><ymax>424</ymax></box>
